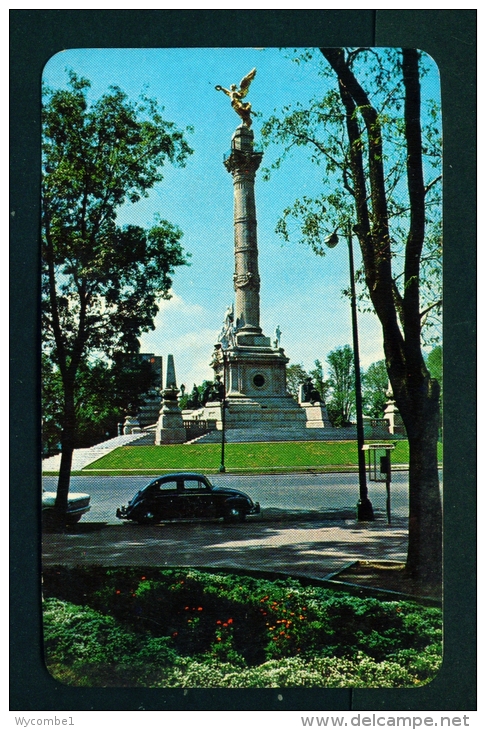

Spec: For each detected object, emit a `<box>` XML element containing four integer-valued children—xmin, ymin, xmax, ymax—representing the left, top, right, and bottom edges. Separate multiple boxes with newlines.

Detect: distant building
<box><xmin>132</xmin><ymin>354</ymin><xmax>162</xmax><ymax>428</ymax></box>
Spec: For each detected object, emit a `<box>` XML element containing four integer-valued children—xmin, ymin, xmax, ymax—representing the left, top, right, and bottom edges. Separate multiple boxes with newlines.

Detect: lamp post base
<box><xmin>357</xmin><ymin>498</ymin><xmax>374</xmax><ymax>521</ymax></box>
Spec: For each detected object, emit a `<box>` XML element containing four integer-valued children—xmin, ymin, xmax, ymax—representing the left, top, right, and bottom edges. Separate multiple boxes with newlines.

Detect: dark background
<box><xmin>10</xmin><ymin>9</ymin><xmax>476</xmax><ymax>711</ymax></box>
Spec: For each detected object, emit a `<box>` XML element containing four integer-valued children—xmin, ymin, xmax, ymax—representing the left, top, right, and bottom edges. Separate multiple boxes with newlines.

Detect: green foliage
<box><xmin>326</xmin><ymin>345</ymin><xmax>355</xmax><ymax>426</ymax></box>
<box><xmin>286</xmin><ymin>363</ymin><xmax>309</xmax><ymax>399</ymax></box>
<box><xmin>426</xmin><ymin>346</ymin><xmax>443</xmax><ymax>435</ymax></box>
<box><xmin>261</xmin><ymin>48</ymin><xmax>442</xmax><ymax>345</ymax></box>
<box><xmin>287</xmin><ymin>360</ymin><xmax>329</xmax><ymax>402</ymax></box>
<box><xmin>154</xmin><ymin>651</ymin><xmax>440</xmax><ymax>688</ymax></box>
<box><xmin>42</xmin><ymin>353</ymin><xmax>64</xmax><ymax>455</ymax></box>
<box><xmin>42</xmin><ymin>355</ymin><xmax>158</xmax><ymax>450</ymax></box>
<box><xmin>42</xmin><ymin>71</ymin><xmax>193</xmax><ymax>505</ymax></box>
<box><xmin>43</xmin><ymin>597</ymin><xmax>176</xmax><ymax>668</ymax></box>
<box><xmin>42</xmin><ymin>72</ymin><xmax>192</xmax><ymax>360</ymax></box>
<box><xmin>43</xmin><ymin>567</ymin><xmax>442</xmax><ymax>687</ymax></box>
<box><xmin>426</xmin><ymin>346</ymin><xmax>442</xmax><ymax>390</ymax></box>
<box><xmin>308</xmin><ymin>359</ymin><xmax>329</xmax><ymax>401</ymax></box>
<box><xmin>362</xmin><ymin>360</ymin><xmax>389</xmax><ymax>418</ymax></box>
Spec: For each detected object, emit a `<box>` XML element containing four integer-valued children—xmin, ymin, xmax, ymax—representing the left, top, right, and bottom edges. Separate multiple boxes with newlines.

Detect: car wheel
<box><xmin>224</xmin><ymin>507</ymin><xmax>246</xmax><ymax>523</ymax></box>
<box><xmin>65</xmin><ymin>514</ymin><xmax>82</xmax><ymax>526</ymax></box>
<box><xmin>137</xmin><ymin>511</ymin><xmax>158</xmax><ymax>525</ymax></box>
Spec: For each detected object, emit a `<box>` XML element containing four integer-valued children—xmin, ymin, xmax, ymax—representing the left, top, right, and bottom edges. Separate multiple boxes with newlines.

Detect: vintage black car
<box><xmin>116</xmin><ymin>472</ymin><xmax>260</xmax><ymax>525</ymax></box>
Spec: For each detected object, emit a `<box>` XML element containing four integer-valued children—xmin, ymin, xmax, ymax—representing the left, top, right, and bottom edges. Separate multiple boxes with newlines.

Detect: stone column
<box><xmin>224</xmin><ymin>125</ymin><xmax>263</xmax><ymax>334</ymax></box>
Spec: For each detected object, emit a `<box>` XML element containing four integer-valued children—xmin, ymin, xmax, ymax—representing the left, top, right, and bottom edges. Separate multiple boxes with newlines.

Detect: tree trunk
<box><xmin>319</xmin><ymin>47</ymin><xmax>443</xmax><ymax>587</ymax></box>
<box><xmin>402</xmin><ymin>378</ymin><xmax>442</xmax><ymax>585</ymax></box>
<box><xmin>53</xmin><ymin>382</ymin><xmax>76</xmax><ymax>526</ymax></box>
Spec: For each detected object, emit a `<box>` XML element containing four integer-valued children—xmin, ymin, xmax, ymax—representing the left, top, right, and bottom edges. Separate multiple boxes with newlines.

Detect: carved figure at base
<box><xmin>202</xmin><ymin>375</ymin><xmax>225</xmax><ymax>406</ymax></box>
<box><xmin>215</xmin><ymin>68</ymin><xmax>257</xmax><ymax>128</ymax></box>
<box><xmin>187</xmin><ymin>383</ymin><xmax>200</xmax><ymax>410</ymax></box>
<box><xmin>303</xmin><ymin>377</ymin><xmax>322</xmax><ymax>405</ymax></box>
<box><xmin>218</xmin><ymin>303</ymin><xmax>237</xmax><ymax>348</ymax></box>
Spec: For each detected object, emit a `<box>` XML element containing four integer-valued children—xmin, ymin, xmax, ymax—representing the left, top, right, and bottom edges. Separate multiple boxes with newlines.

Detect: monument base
<box><xmin>299</xmin><ymin>401</ymin><xmax>332</xmax><ymax>428</ymax></box>
<box><xmin>155</xmin><ymin>400</ymin><xmax>186</xmax><ymax>445</ymax></box>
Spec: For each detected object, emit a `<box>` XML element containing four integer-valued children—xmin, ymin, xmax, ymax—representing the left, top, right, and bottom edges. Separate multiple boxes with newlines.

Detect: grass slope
<box><xmin>67</xmin><ymin>440</ymin><xmax>442</xmax><ymax>476</ymax></box>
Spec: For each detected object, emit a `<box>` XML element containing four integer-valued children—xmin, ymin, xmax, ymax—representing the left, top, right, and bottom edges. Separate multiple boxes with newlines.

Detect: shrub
<box><xmin>42</xmin><ymin>567</ymin><xmax>442</xmax><ymax>687</ymax></box>
<box><xmin>43</xmin><ymin>598</ymin><xmax>177</xmax><ymax>685</ymax></box>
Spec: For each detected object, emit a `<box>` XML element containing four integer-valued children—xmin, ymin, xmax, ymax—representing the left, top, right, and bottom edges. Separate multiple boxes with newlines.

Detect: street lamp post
<box><xmin>218</xmin><ymin>346</ymin><xmax>228</xmax><ymax>473</ymax></box>
<box><xmin>346</xmin><ymin>224</ymin><xmax>374</xmax><ymax>521</ymax></box>
<box><xmin>325</xmin><ymin>223</ymin><xmax>374</xmax><ymax>521</ymax></box>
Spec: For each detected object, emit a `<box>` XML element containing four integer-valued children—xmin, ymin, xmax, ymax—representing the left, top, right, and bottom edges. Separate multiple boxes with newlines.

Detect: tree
<box><xmin>426</xmin><ymin>346</ymin><xmax>442</xmax><ymax>391</ymax></box>
<box><xmin>41</xmin><ymin>353</ymin><xmax>63</xmax><ymax>456</ymax></box>
<box><xmin>42</xmin><ymin>72</ymin><xmax>193</xmax><ymax>523</ymax></box>
<box><xmin>42</xmin><ymin>352</ymin><xmax>162</xmax><ymax>452</ymax></box>
<box><xmin>362</xmin><ymin>360</ymin><xmax>389</xmax><ymax>418</ymax></box>
<box><xmin>308</xmin><ymin>359</ymin><xmax>329</xmax><ymax>402</ymax></box>
<box><xmin>262</xmin><ymin>49</ymin><xmax>442</xmax><ymax>584</ymax></box>
<box><xmin>286</xmin><ymin>363</ymin><xmax>309</xmax><ymax>400</ymax></box>
<box><xmin>326</xmin><ymin>345</ymin><xmax>355</xmax><ymax>426</ymax></box>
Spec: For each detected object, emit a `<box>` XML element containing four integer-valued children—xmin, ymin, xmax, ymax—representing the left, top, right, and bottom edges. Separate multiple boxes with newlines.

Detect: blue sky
<box><xmin>43</xmin><ymin>47</ymin><xmax>440</xmax><ymax>390</ymax></box>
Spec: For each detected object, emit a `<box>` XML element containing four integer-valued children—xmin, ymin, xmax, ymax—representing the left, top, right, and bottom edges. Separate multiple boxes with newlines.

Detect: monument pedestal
<box><xmin>155</xmin><ymin>355</ymin><xmax>186</xmax><ymax>445</ymax></box>
<box><xmin>299</xmin><ymin>401</ymin><xmax>332</xmax><ymax>428</ymax></box>
<box><xmin>212</xmin><ymin>340</ymin><xmax>308</xmax><ymax>432</ymax></box>
<box><xmin>155</xmin><ymin>397</ymin><xmax>186</xmax><ymax>444</ymax></box>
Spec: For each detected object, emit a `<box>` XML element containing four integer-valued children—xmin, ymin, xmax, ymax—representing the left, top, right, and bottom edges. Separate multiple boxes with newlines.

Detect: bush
<box><xmin>42</xmin><ymin>567</ymin><xmax>442</xmax><ymax>687</ymax></box>
<box><xmin>43</xmin><ymin>598</ymin><xmax>177</xmax><ymax>685</ymax></box>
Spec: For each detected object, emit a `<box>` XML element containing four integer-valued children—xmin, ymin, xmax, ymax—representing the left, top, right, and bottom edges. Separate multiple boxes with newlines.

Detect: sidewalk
<box><xmin>42</xmin><ymin>509</ymin><xmax>409</xmax><ymax>591</ymax></box>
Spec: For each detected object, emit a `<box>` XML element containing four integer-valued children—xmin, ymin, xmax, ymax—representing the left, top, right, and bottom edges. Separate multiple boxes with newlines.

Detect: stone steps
<box><xmin>192</xmin><ymin>427</ymin><xmax>359</xmax><ymax>444</ymax></box>
<box><xmin>42</xmin><ymin>432</ymin><xmax>148</xmax><ymax>471</ymax></box>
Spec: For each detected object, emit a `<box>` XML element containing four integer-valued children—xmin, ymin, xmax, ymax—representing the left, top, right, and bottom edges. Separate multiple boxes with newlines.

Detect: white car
<box><xmin>42</xmin><ymin>489</ymin><xmax>91</xmax><ymax>526</ymax></box>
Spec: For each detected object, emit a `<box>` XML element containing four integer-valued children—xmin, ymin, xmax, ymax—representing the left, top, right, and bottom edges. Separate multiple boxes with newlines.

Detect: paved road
<box><xmin>42</xmin><ymin>473</ymin><xmax>416</xmax><ymax>582</ymax></box>
<box><xmin>42</xmin><ymin>471</ymin><xmax>410</xmax><ymax>525</ymax></box>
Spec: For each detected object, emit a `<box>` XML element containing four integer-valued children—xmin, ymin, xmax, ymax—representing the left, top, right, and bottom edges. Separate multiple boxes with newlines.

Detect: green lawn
<box><xmin>54</xmin><ymin>439</ymin><xmax>444</xmax><ymax>476</ymax></box>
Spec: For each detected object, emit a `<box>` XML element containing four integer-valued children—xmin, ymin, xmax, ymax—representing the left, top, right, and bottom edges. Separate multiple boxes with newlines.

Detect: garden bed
<box><xmin>42</xmin><ymin>566</ymin><xmax>442</xmax><ymax>688</ymax></box>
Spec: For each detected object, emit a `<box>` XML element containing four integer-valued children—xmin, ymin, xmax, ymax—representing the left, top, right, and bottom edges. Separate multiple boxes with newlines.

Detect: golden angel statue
<box><xmin>215</xmin><ymin>68</ymin><xmax>257</xmax><ymax>127</ymax></box>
